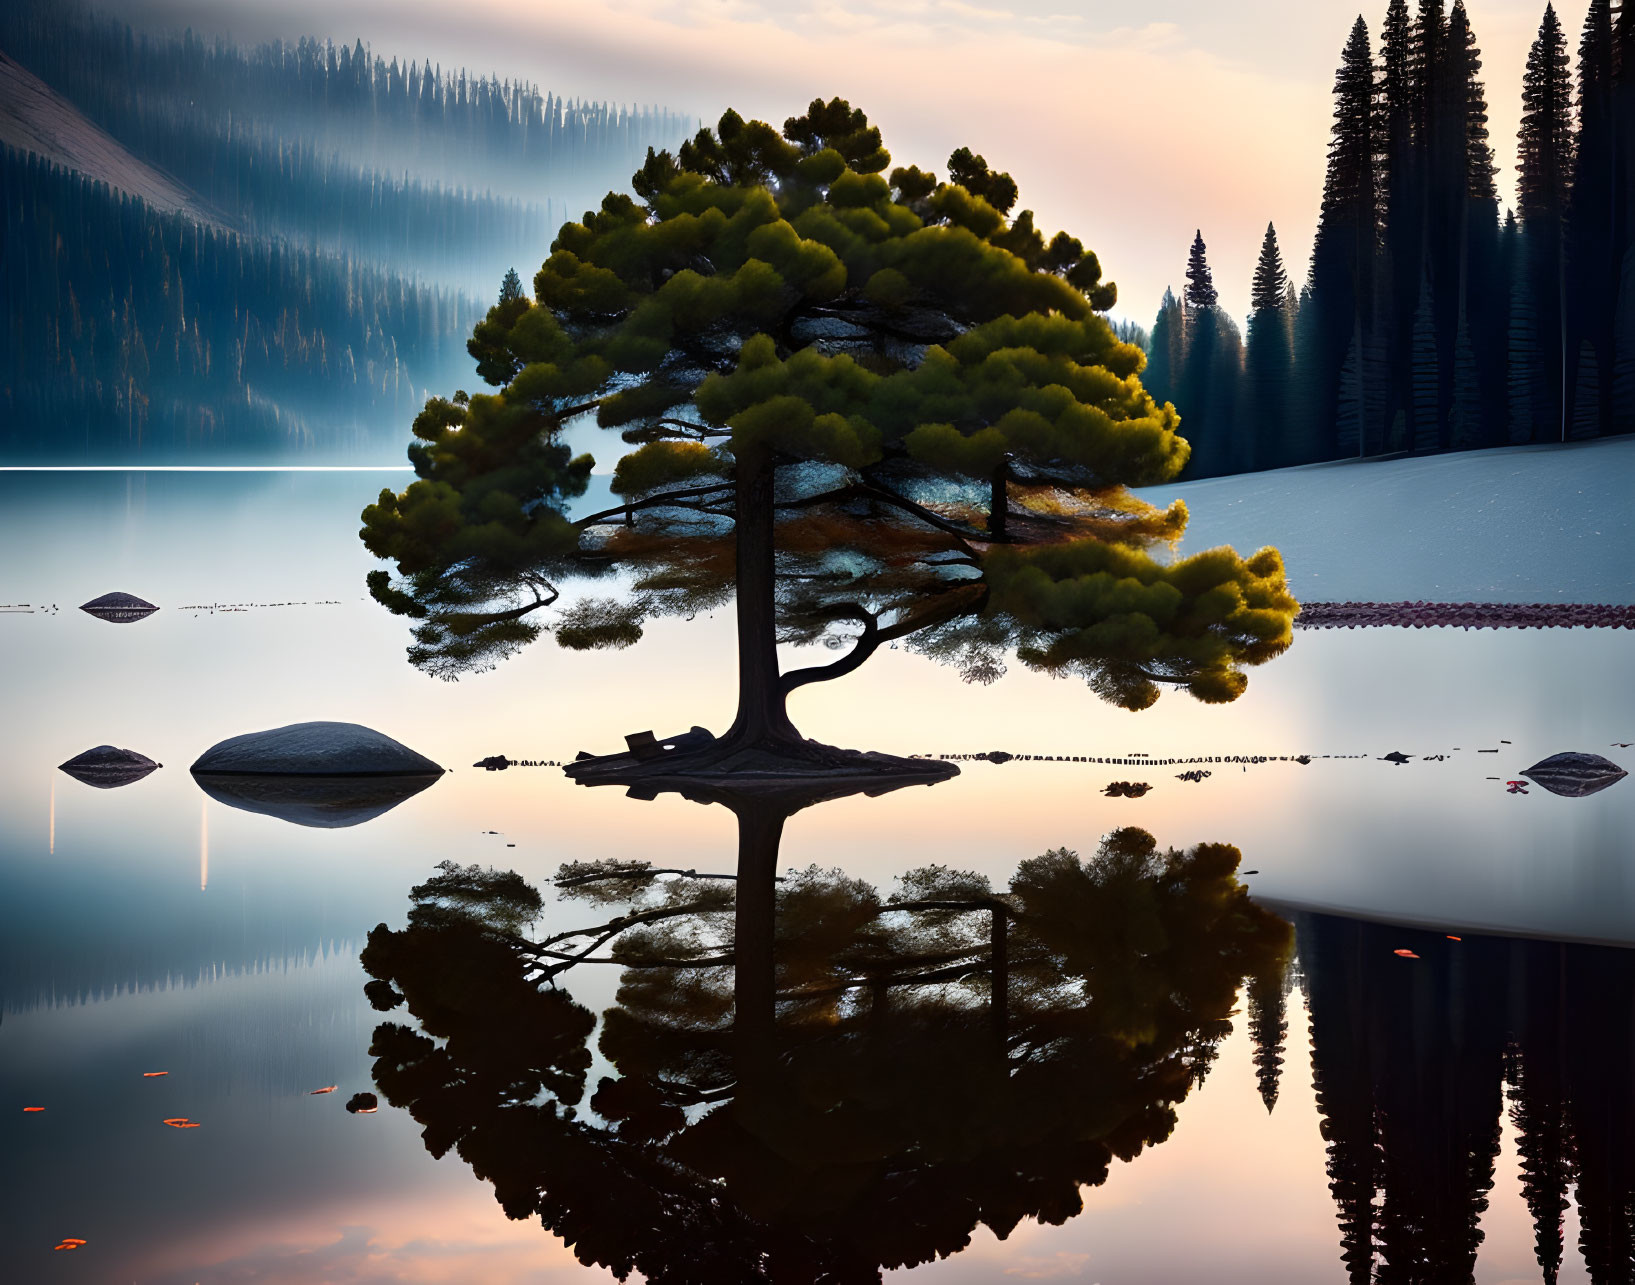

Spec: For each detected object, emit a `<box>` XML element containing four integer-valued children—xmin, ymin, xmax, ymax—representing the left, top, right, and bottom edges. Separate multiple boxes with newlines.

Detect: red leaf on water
<box><xmin>1393</xmin><ymin>949</ymin><xmax>1420</xmax><ymax>959</ymax></box>
<box><xmin>309</xmin><ymin>1086</ymin><xmax>338</xmax><ymax>1095</ymax></box>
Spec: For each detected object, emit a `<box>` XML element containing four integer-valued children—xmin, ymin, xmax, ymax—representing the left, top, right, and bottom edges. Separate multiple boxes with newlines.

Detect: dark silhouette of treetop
<box><xmin>361</xmin><ymin>98</ymin><xmax>1297</xmax><ymax>771</ymax></box>
<box><xmin>498</xmin><ymin>267</ymin><xmax>524</xmax><ymax>304</ymax></box>
<box><xmin>1184</xmin><ymin>230</ymin><xmax>1219</xmax><ymax>309</ymax></box>
<box><xmin>1251</xmin><ymin>223</ymin><xmax>1291</xmax><ymax>313</ymax></box>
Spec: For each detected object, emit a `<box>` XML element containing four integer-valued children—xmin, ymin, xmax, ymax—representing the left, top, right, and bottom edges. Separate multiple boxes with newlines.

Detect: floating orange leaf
<box><xmin>142</xmin><ymin>1071</ymin><xmax>169</xmax><ymax>1078</ymax></box>
<box><xmin>53</xmin><ymin>1239</ymin><xmax>86</xmax><ymax>1250</ymax></box>
<box><xmin>162</xmin><ymin>1117</ymin><xmax>201</xmax><ymax>1128</ymax></box>
<box><xmin>309</xmin><ymin>1086</ymin><xmax>337</xmax><ymax>1095</ymax></box>
<box><xmin>1393</xmin><ymin>949</ymin><xmax>1420</xmax><ymax>959</ymax></box>
<box><xmin>353</xmin><ymin>1107</ymin><xmax>378</xmax><ymax>1114</ymax></box>
<box><xmin>23</xmin><ymin>1106</ymin><xmax>45</xmax><ymax>1113</ymax></box>
<box><xmin>1446</xmin><ymin>935</ymin><xmax>1462</xmax><ymax>941</ymax></box>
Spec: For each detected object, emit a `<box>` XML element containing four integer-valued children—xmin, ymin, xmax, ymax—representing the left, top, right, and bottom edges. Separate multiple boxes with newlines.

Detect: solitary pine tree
<box><xmin>498</xmin><ymin>266</ymin><xmax>524</xmax><ymax>303</ymax></box>
<box><xmin>1518</xmin><ymin>3</ymin><xmax>1576</xmax><ymax>442</ymax></box>
<box><xmin>1244</xmin><ymin>223</ymin><xmax>1294</xmax><ymax>470</ymax></box>
<box><xmin>361</xmin><ymin>101</ymin><xmax>1297</xmax><ymax>775</ymax></box>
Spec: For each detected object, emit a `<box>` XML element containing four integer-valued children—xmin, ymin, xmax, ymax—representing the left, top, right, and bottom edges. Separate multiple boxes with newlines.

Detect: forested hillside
<box><xmin>1145</xmin><ymin>0</ymin><xmax>1635</xmax><ymax>478</ymax></box>
<box><xmin>0</xmin><ymin>146</ymin><xmax>480</xmax><ymax>456</ymax></box>
<box><xmin>0</xmin><ymin>2</ymin><xmax>693</xmax><ymax>458</ymax></box>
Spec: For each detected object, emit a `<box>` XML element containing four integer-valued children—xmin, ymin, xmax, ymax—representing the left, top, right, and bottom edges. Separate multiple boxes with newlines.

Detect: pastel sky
<box><xmin>103</xmin><ymin>0</ymin><xmax>1596</xmax><ymax>322</ymax></box>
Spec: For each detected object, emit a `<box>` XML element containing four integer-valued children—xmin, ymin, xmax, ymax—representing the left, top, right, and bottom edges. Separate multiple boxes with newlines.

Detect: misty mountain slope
<box><xmin>0</xmin><ymin>50</ymin><xmax>223</xmax><ymax>226</ymax></box>
<box><xmin>1138</xmin><ymin>437</ymin><xmax>1635</xmax><ymax>604</ymax></box>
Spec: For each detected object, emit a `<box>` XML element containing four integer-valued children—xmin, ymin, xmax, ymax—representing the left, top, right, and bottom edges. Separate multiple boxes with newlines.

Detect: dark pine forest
<box><xmin>1145</xmin><ymin>0</ymin><xmax>1635</xmax><ymax>477</ymax></box>
<box><xmin>0</xmin><ymin>2</ymin><xmax>691</xmax><ymax>458</ymax></box>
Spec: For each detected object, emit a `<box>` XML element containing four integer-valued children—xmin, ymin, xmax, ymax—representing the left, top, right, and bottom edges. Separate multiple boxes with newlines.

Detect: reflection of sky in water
<box><xmin>1</xmin><ymin>472</ymin><xmax>1631</xmax><ymax>1281</ymax></box>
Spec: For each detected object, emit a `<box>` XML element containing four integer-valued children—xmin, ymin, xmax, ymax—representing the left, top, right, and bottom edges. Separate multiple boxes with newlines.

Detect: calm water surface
<box><xmin>1</xmin><ymin>473</ymin><xmax>1631</xmax><ymax>1283</ymax></box>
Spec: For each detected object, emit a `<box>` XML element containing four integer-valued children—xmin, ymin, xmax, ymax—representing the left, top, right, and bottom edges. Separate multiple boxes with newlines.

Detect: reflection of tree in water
<box><xmin>362</xmin><ymin>814</ymin><xmax>1289</xmax><ymax>1282</ymax></box>
<box><xmin>1290</xmin><ymin>911</ymin><xmax>1635</xmax><ymax>1284</ymax></box>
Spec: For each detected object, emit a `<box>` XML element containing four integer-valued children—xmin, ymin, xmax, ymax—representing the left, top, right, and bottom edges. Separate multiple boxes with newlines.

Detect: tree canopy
<box><xmin>361</xmin><ymin>98</ymin><xmax>1296</xmax><ymax>751</ymax></box>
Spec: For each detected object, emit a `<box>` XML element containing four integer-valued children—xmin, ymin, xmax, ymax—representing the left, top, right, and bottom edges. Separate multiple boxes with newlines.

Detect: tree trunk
<box><xmin>732</xmin><ymin>800</ymin><xmax>785</xmax><ymax>1070</ymax></box>
<box><xmin>723</xmin><ymin>445</ymin><xmax>801</xmax><ymax>747</ymax></box>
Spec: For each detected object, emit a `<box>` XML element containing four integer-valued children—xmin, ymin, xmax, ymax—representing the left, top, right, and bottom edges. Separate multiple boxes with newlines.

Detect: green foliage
<box><xmin>362</xmin><ymin>94</ymin><xmax>1295</xmax><ymax>712</ymax></box>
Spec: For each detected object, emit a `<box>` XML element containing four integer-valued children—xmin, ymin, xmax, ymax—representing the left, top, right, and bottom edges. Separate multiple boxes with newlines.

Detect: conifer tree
<box><xmin>1184</xmin><ymin>230</ymin><xmax>1218</xmax><ymax>310</ymax></box>
<box><xmin>498</xmin><ymin>266</ymin><xmax>523</xmax><ymax>303</ymax></box>
<box><xmin>1568</xmin><ymin>0</ymin><xmax>1616</xmax><ymax>437</ymax></box>
<box><xmin>1309</xmin><ymin>17</ymin><xmax>1378</xmax><ymax>458</ymax></box>
<box><xmin>1517</xmin><ymin>3</ymin><xmax>1576</xmax><ymax>442</ymax></box>
<box><xmin>1144</xmin><ymin>287</ymin><xmax>1185</xmax><ymax>408</ymax></box>
<box><xmin>1244</xmin><ymin>223</ymin><xmax>1294</xmax><ymax>469</ymax></box>
<box><xmin>1377</xmin><ymin>0</ymin><xmax>1420</xmax><ymax>444</ymax></box>
<box><xmin>361</xmin><ymin>101</ymin><xmax>1297</xmax><ymax>770</ymax></box>
<box><xmin>1247</xmin><ymin>965</ymin><xmax>1289</xmax><ymax>1113</ymax></box>
<box><xmin>1177</xmin><ymin>232</ymin><xmax>1239</xmax><ymax>476</ymax></box>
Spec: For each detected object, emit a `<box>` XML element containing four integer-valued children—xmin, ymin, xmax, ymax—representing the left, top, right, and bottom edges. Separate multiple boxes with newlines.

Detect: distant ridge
<box><xmin>0</xmin><ymin>50</ymin><xmax>224</xmax><ymax>226</ymax></box>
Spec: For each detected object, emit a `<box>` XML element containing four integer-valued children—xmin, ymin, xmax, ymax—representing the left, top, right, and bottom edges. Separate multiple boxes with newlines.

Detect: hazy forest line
<box><xmin>1145</xmin><ymin>0</ymin><xmax>1635</xmax><ymax>477</ymax></box>
<box><xmin>0</xmin><ymin>2</ymin><xmax>692</xmax><ymax>455</ymax></box>
<box><xmin>0</xmin><ymin>147</ymin><xmax>482</xmax><ymax>455</ymax></box>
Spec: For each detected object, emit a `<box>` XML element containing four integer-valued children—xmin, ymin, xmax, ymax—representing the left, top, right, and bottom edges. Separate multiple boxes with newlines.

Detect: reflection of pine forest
<box><xmin>1291</xmin><ymin>910</ymin><xmax>1635</xmax><ymax>1284</ymax></box>
<box><xmin>362</xmin><ymin>820</ymin><xmax>1291</xmax><ymax>1282</ymax></box>
<box><xmin>1146</xmin><ymin>0</ymin><xmax>1635</xmax><ymax>474</ymax></box>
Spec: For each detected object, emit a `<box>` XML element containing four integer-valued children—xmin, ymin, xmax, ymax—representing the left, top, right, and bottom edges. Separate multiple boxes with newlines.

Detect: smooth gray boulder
<box><xmin>193</xmin><ymin>772</ymin><xmax>440</xmax><ymax>829</ymax></box>
<box><xmin>59</xmin><ymin>745</ymin><xmax>160</xmax><ymax>788</ymax></box>
<box><xmin>1522</xmin><ymin>752</ymin><xmax>1628</xmax><ymax>798</ymax></box>
<box><xmin>190</xmin><ymin>721</ymin><xmax>443</xmax><ymax>777</ymax></box>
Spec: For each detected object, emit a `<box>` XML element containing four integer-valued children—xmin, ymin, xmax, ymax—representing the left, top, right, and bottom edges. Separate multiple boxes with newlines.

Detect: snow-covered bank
<box><xmin>1136</xmin><ymin>437</ymin><xmax>1634</xmax><ymax>604</ymax></box>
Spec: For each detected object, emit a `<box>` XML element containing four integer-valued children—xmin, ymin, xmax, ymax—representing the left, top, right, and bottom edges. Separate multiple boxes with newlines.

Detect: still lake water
<box><xmin>1</xmin><ymin>471</ymin><xmax>1632</xmax><ymax>1283</ymax></box>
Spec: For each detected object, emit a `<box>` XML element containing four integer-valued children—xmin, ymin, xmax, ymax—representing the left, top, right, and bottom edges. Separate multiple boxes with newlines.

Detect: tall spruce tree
<box><xmin>1567</xmin><ymin>0</ymin><xmax>1616</xmax><ymax>438</ymax></box>
<box><xmin>1244</xmin><ymin>222</ymin><xmax>1294</xmax><ymax>470</ymax></box>
<box><xmin>1178</xmin><ymin>232</ymin><xmax>1239</xmax><ymax>476</ymax></box>
<box><xmin>1377</xmin><ymin>0</ymin><xmax>1420</xmax><ymax>449</ymax></box>
<box><xmin>1307</xmin><ymin>17</ymin><xmax>1378</xmax><ymax>461</ymax></box>
<box><xmin>1517</xmin><ymin>3</ymin><xmax>1576</xmax><ymax>442</ymax></box>
<box><xmin>1184</xmin><ymin>229</ymin><xmax>1218</xmax><ymax>310</ymax></box>
<box><xmin>1441</xmin><ymin>0</ymin><xmax>1504</xmax><ymax>449</ymax></box>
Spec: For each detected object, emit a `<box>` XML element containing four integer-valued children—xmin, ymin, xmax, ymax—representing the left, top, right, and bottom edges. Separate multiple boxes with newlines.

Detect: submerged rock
<box><xmin>1521</xmin><ymin>752</ymin><xmax>1628</xmax><ymax>798</ymax></box>
<box><xmin>58</xmin><ymin>745</ymin><xmax>160</xmax><ymax>788</ymax></box>
<box><xmin>190</xmin><ymin>721</ymin><xmax>442</xmax><ymax>777</ymax></box>
<box><xmin>79</xmin><ymin>592</ymin><xmax>158</xmax><ymax>623</ymax></box>
<box><xmin>192</xmin><ymin>773</ymin><xmax>441</xmax><ymax>829</ymax></box>
<box><xmin>345</xmin><ymin>1092</ymin><xmax>378</xmax><ymax>1115</ymax></box>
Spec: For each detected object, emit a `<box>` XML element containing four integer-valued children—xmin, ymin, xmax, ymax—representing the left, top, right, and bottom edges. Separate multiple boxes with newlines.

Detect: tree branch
<box><xmin>574</xmin><ymin>484</ymin><xmax>734</xmax><ymax>529</ymax></box>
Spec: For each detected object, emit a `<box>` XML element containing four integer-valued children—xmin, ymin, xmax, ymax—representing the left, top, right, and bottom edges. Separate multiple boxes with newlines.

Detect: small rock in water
<box><xmin>473</xmin><ymin>755</ymin><xmax>512</xmax><ymax>771</ymax></box>
<box><xmin>1521</xmin><ymin>752</ymin><xmax>1628</xmax><ymax>798</ymax></box>
<box><xmin>79</xmin><ymin>591</ymin><xmax>158</xmax><ymax>623</ymax></box>
<box><xmin>191</xmin><ymin>721</ymin><xmax>442</xmax><ymax>777</ymax></box>
<box><xmin>58</xmin><ymin>745</ymin><xmax>160</xmax><ymax>788</ymax></box>
<box><xmin>1379</xmin><ymin>751</ymin><xmax>1413</xmax><ymax>765</ymax></box>
<box><xmin>345</xmin><ymin>1092</ymin><xmax>378</xmax><ymax>1115</ymax></box>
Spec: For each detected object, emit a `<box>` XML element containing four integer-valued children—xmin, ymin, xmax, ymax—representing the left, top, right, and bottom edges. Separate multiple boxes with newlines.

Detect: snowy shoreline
<box><xmin>1136</xmin><ymin>436</ymin><xmax>1635</xmax><ymax>605</ymax></box>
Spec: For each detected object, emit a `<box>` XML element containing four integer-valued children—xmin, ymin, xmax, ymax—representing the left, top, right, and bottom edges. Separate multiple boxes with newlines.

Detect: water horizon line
<box><xmin>0</xmin><ymin>465</ymin><xmax>414</xmax><ymax>472</ymax></box>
